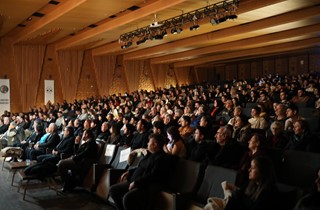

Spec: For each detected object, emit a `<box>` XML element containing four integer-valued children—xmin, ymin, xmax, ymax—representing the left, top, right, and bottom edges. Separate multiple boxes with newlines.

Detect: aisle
<box><xmin>0</xmin><ymin>158</ymin><xmax>116</xmax><ymax>210</ymax></box>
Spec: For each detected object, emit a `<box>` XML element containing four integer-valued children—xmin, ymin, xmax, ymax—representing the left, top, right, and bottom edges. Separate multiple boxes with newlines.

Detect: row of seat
<box><xmin>156</xmin><ymin>149</ymin><xmax>320</xmax><ymax>210</ymax></box>
<box><xmin>12</xmin><ymin>142</ymin><xmax>320</xmax><ymax>208</ymax></box>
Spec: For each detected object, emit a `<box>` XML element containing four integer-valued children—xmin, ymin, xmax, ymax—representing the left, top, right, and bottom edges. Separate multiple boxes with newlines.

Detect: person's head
<box><xmin>107</xmin><ymin>113</ymin><xmax>114</xmax><ymax>122</ymax></box>
<box><xmin>286</xmin><ymin>103</ymin><xmax>299</xmax><ymax>118</ymax></box>
<box><xmin>101</xmin><ymin>122</ymin><xmax>109</xmax><ymax>132</ymax></box>
<box><xmin>124</xmin><ymin>123</ymin><xmax>135</xmax><ymax>136</ymax></box>
<box><xmin>83</xmin><ymin>119</ymin><xmax>92</xmax><ymax>129</ymax></box>
<box><xmin>136</xmin><ymin>119</ymin><xmax>148</xmax><ymax>133</ymax></box>
<box><xmin>164</xmin><ymin>113</ymin><xmax>173</xmax><ymax>125</ymax></box>
<box><xmin>215</xmin><ymin>126</ymin><xmax>231</xmax><ymax>145</ymax></box>
<box><xmin>200</xmin><ymin>115</ymin><xmax>210</xmax><ymax>127</ymax></box>
<box><xmin>35</xmin><ymin>125</ymin><xmax>44</xmax><ymax>133</ymax></box>
<box><xmin>251</xmin><ymin>106</ymin><xmax>261</xmax><ymax>117</ymax></box>
<box><xmin>234</xmin><ymin>115</ymin><xmax>248</xmax><ymax>129</ymax></box>
<box><xmin>3</xmin><ymin>116</ymin><xmax>10</xmax><ymax>125</ymax></box>
<box><xmin>166</xmin><ymin>126</ymin><xmax>181</xmax><ymax>142</ymax></box>
<box><xmin>74</xmin><ymin>119</ymin><xmax>81</xmax><ymax>128</ymax></box>
<box><xmin>147</xmin><ymin>133</ymin><xmax>166</xmax><ymax>153</ymax></box>
<box><xmin>248</xmin><ymin>133</ymin><xmax>266</xmax><ymax>152</ymax></box>
<box><xmin>64</xmin><ymin>126</ymin><xmax>74</xmax><ymax>137</ymax></box>
<box><xmin>110</xmin><ymin>123</ymin><xmax>120</xmax><ymax>136</ymax></box>
<box><xmin>152</xmin><ymin>120</ymin><xmax>164</xmax><ymax>135</ymax></box>
<box><xmin>48</xmin><ymin>123</ymin><xmax>57</xmax><ymax>133</ymax></box>
<box><xmin>180</xmin><ymin>115</ymin><xmax>191</xmax><ymax>127</ymax></box>
<box><xmin>233</xmin><ymin>106</ymin><xmax>243</xmax><ymax>117</ymax></box>
<box><xmin>293</xmin><ymin>119</ymin><xmax>309</xmax><ymax>135</ymax></box>
<box><xmin>279</xmin><ymin>90</ymin><xmax>287</xmax><ymax>101</ymax></box>
<box><xmin>248</xmin><ymin>156</ymin><xmax>276</xmax><ymax>185</ymax></box>
<box><xmin>82</xmin><ymin>129</ymin><xmax>94</xmax><ymax>141</ymax></box>
<box><xmin>270</xmin><ymin>121</ymin><xmax>284</xmax><ymax>136</ymax></box>
<box><xmin>194</xmin><ymin>126</ymin><xmax>206</xmax><ymax>143</ymax></box>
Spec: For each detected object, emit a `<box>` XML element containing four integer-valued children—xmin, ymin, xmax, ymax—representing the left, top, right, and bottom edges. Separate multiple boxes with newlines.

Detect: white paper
<box><xmin>105</xmin><ymin>144</ymin><xmax>116</xmax><ymax>157</ymax></box>
<box><xmin>119</xmin><ymin>147</ymin><xmax>131</xmax><ymax>163</ymax></box>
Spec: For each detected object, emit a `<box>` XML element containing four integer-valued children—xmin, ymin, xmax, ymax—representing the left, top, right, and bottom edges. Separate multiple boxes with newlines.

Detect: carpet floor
<box><xmin>0</xmin><ymin>158</ymin><xmax>117</xmax><ymax>210</ymax></box>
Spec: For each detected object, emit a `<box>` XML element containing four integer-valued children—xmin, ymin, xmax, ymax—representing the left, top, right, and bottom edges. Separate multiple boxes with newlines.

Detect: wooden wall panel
<box><xmin>238</xmin><ymin>62</ymin><xmax>251</xmax><ymax>80</ymax></box>
<box><xmin>13</xmin><ymin>45</ymin><xmax>46</xmax><ymax>111</ymax></box>
<box><xmin>0</xmin><ymin>39</ymin><xmax>22</xmax><ymax>113</ymax></box>
<box><xmin>76</xmin><ymin>51</ymin><xmax>99</xmax><ymax>99</ymax></box>
<box><xmin>262</xmin><ymin>58</ymin><xmax>275</xmax><ymax>76</ymax></box>
<box><xmin>275</xmin><ymin>57</ymin><xmax>288</xmax><ymax>75</ymax></box>
<box><xmin>37</xmin><ymin>44</ymin><xmax>63</xmax><ymax>107</ymax></box>
<box><xmin>297</xmin><ymin>55</ymin><xmax>308</xmax><ymax>75</ymax></box>
<box><xmin>195</xmin><ymin>67</ymin><xmax>208</xmax><ymax>84</ymax></box>
<box><xmin>151</xmin><ymin>64</ymin><xmax>167</xmax><ymax>89</ymax></box>
<box><xmin>289</xmin><ymin>56</ymin><xmax>299</xmax><ymax>76</ymax></box>
<box><xmin>309</xmin><ymin>53</ymin><xmax>320</xmax><ymax>73</ymax></box>
<box><xmin>93</xmin><ymin>55</ymin><xmax>116</xmax><ymax>96</ymax></box>
<box><xmin>225</xmin><ymin>64</ymin><xmax>237</xmax><ymax>81</ymax></box>
<box><xmin>57</xmin><ymin>50</ymin><xmax>84</xmax><ymax>101</ymax></box>
<box><xmin>215</xmin><ymin>65</ymin><xmax>225</xmax><ymax>82</ymax></box>
<box><xmin>124</xmin><ymin>60</ymin><xmax>144</xmax><ymax>92</ymax></box>
<box><xmin>251</xmin><ymin>60</ymin><xmax>262</xmax><ymax>79</ymax></box>
<box><xmin>174</xmin><ymin>66</ymin><xmax>190</xmax><ymax>86</ymax></box>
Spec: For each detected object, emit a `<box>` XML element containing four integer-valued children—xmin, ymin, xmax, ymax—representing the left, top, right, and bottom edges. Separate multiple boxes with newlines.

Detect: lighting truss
<box><xmin>119</xmin><ymin>0</ymin><xmax>239</xmax><ymax>49</ymax></box>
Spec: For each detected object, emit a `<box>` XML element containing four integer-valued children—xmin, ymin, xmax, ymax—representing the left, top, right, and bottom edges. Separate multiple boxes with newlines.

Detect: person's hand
<box><xmin>120</xmin><ymin>171</ymin><xmax>129</xmax><ymax>182</ymax></box>
<box><xmin>75</xmin><ymin>136</ymin><xmax>81</xmax><ymax>144</ymax></box>
<box><xmin>128</xmin><ymin>181</ymin><xmax>136</xmax><ymax>190</ymax></box>
<box><xmin>34</xmin><ymin>142</ymin><xmax>39</xmax><ymax>150</ymax></box>
<box><xmin>52</xmin><ymin>150</ymin><xmax>58</xmax><ymax>155</ymax></box>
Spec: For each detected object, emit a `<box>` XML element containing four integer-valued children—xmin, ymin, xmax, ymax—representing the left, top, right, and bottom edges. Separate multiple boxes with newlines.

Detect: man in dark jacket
<box><xmin>109</xmin><ymin>133</ymin><xmax>177</xmax><ymax>210</ymax></box>
<box><xmin>24</xmin><ymin>126</ymin><xmax>75</xmax><ymax>179</ymax></box>
<box><xmin>30</xmin><ymin>123</ymin><xmax>60</xmax><ymax>160</ymax></box>
<box><xmin>57</xmin><ymin>129</ymin><xmax>98</xmax><ymax>192</ymax></box>
<box><xmin>37</xmin><ymin>126</ymin><xmax>75</xmax><ymax>163</ymax></box>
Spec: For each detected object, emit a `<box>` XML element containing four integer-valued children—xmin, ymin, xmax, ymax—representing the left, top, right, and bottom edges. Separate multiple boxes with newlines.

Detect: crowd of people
<box><xmin>1</xmin><ymin>72</ymin><xmax>320</xmax><ymax>209</ymax></box>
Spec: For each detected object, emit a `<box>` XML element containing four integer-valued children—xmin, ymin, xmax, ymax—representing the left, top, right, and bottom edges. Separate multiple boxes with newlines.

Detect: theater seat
<box><xmin>279</xmin><ymin>150</ymin><xmax>320</xmax><ymax>193</ymax></box>
<box><xmin>154</xmin><ymin>159</ymin><xmax>205</xmax><ymax>210</ymax></box>
<box><xmin>94</xmin><ymin>146</ymin><xmax>131</xmax><ymax>200</ymax></box>
<box><xmin>185</xmin><ymin>165</ymin><xmax>238</xmax><ymax>210</ymax></box>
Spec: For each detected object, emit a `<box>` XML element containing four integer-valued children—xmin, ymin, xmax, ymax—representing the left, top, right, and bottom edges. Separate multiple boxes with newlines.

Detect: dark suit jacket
<box><xmin>55</xmin><ymin>134</ymin><xmax>75</xmax><ymax>158</ymax></box>
<box><xmin>39</xmin><ymin>132</ymin><xmax>60</xmax><ymax>153</ymax></box>
<box><xmin>0</xmin><ymin>124</ymin><xmax>9</xmax><ymax>135</ymax></box>
<box><xmin>129</xmin><ymin>150</ymin><xmax>176</xmax><ymax>190</ymax></box>
<box><xmin>72</xmin><ymin>138</ymin><xmax>97</xmax><ymax>162</ymax></box>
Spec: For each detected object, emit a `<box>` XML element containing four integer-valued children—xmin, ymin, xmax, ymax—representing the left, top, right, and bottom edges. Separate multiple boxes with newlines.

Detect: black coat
<box><xmin>72</xmin><ymin>138</ymin><xmax>97</xmax><ymax>162</ymax></box>
<box><xmin>129</xmin><ymin>150</ymin><xmax>176</xmax><ymax>190</ymax></box>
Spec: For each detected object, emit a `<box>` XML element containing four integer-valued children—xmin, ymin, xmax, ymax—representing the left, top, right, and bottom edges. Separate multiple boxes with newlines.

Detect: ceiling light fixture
<box><xmin>119</xmin><ymin>0</ymin><xmax>239</xmax><ymax>49</ymax></box>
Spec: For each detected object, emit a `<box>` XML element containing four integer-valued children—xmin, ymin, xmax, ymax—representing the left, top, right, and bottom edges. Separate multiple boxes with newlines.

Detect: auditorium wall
<box><xmin>0</xmin><ymin>40</ymin><xmax>319</xmax><ymax>113</ymax></box>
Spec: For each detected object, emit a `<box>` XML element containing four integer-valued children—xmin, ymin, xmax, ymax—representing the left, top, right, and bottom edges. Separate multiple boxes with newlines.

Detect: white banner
<box><xmin>0</xmin><ymin>79</ymin><xmax>10</xmax><ymax>115</ymax></box>
<box><xmin>44</xmin><ymin>80</ymin><xmax>54</xmax><ymax>104</ymax></box>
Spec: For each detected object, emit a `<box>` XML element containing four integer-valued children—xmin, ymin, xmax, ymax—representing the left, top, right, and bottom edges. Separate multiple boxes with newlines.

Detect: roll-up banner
<box><xmin>0</xmin><ymin>79</ymin><xmax>10</xmax><ymax>115</ymax></box>
<box><xmin>44</xmin><ymin>80</ymin><xmax>54</xmax><ymax>104</ymax></box>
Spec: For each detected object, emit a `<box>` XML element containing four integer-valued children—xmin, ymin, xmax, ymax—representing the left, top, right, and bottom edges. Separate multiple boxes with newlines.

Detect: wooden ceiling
<box><xmin>0</xmin><ymin>0</ymin><xmax>319</xmax><ymax>67</ymax></box>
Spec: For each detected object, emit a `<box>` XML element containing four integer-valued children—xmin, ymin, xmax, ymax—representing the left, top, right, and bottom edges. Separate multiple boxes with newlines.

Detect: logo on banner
<box><xmin>0</xmin><ymin>85</ymin><xmax>9</xmax><ymax>94</ymax></box>
<box><xmin>46</xmin><ymin>86</ymin><xmax>53</xmax><ymax>93</ymax></box>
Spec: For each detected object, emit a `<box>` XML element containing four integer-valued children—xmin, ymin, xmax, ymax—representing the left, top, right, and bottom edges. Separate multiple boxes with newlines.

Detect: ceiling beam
<box><xmin>124</xmin><ymin>5</ymin><xmax>320</xmax><ymax>61</ymax></box>
<box><xmin>55</xmin><ymin>0</ymin><xmax>187</xmax><ymax>50</ymax></box>
<box><xmin>174</xmin><ymin>37</ymin><xmax>320</xmax><ymax>68</ymax></box>
<box><xmin>7</xmin><ymin>0</ymin><xmax>87</xmax><ymax>44</ymax></box>
<box><xmin>150</xmin><ymin>23</ymin><xmax>320</xmax><ymax>64</ymax></box>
